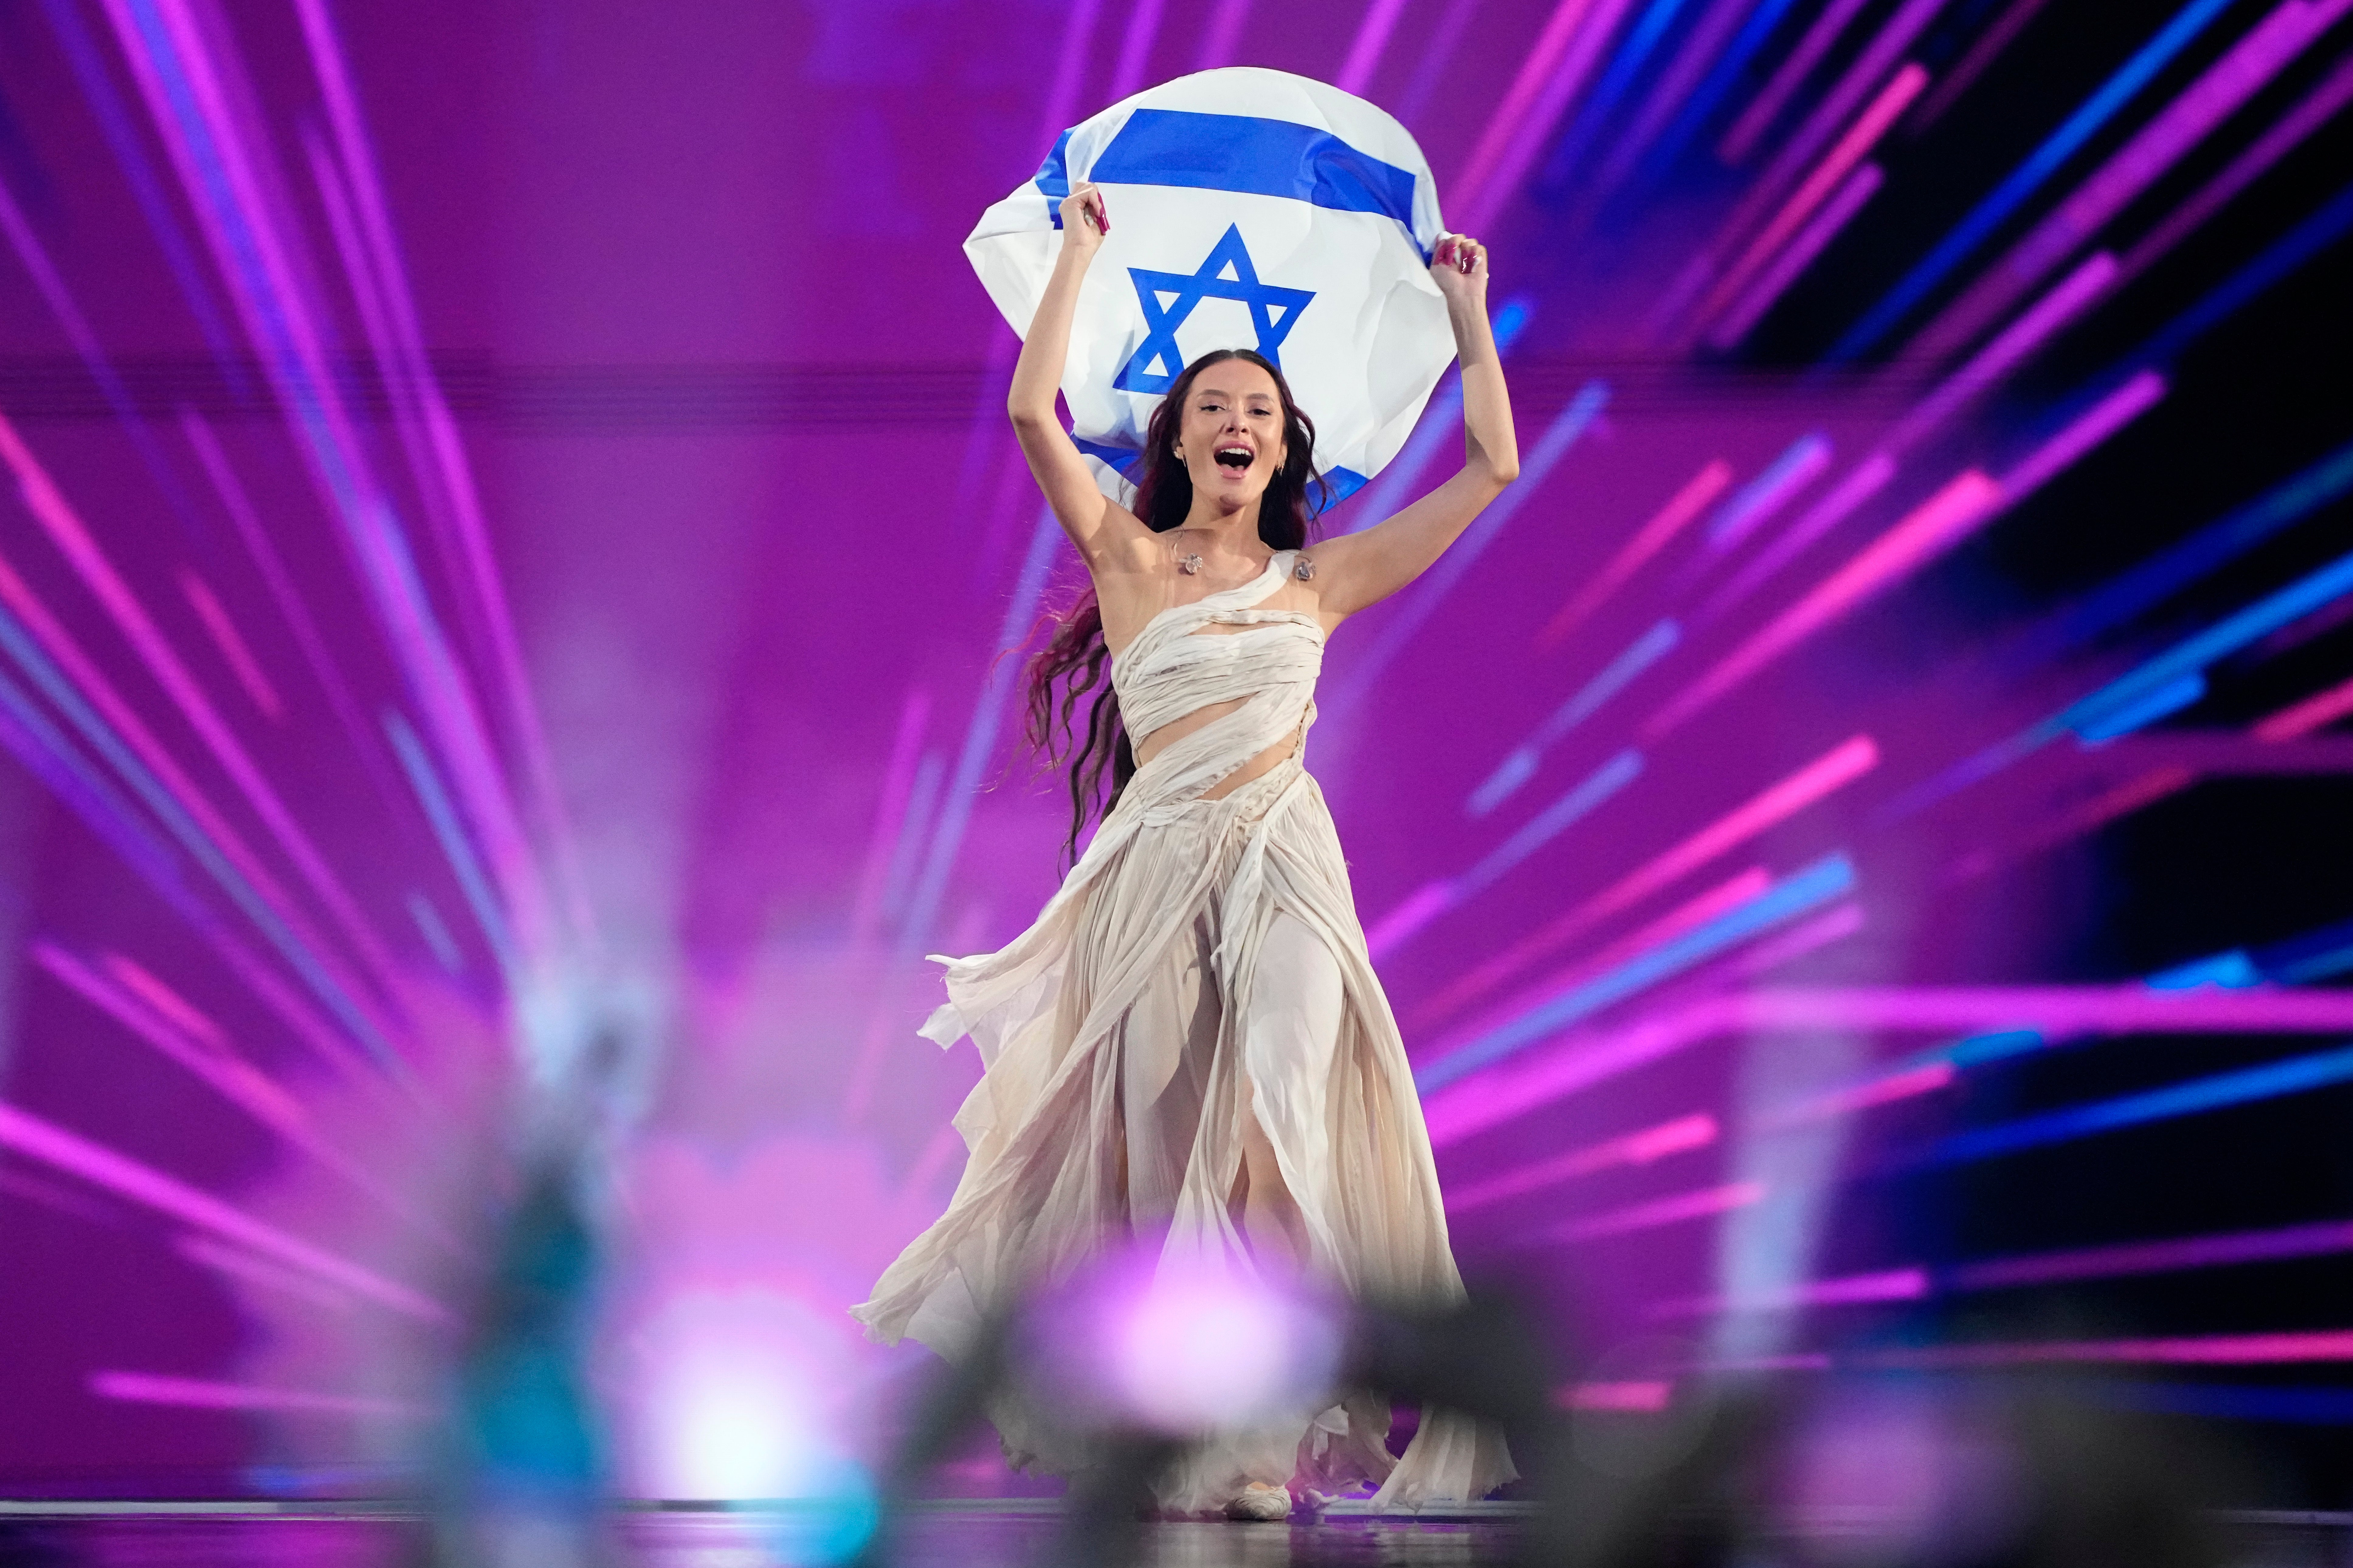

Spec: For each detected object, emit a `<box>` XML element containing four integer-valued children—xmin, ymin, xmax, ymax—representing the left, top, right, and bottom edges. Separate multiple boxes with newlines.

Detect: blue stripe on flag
<box><xmin>1036</xmin><ymin>129</ymin><xmax>1075</xmax><ymax>228</ymax></box>
<box><xmin>1072</xmin><ymin>436</ymin><xmax>1140</xmax><ymax>474</ymax></box>
<box><xmin>1088</xmin><ymin>110</ymin><xmax>1421</xmax><ymax>243</ymax></box>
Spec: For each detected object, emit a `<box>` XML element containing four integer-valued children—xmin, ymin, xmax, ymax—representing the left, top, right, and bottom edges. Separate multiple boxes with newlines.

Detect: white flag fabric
<box><xmin>966</xmin><ymin>67</ymin><xmax>1454</xmax><ymax>508</ymax></box>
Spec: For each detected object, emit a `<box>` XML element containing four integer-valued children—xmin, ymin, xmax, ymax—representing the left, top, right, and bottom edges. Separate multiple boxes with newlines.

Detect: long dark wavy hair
<box><xmin>1023</xmin><ymin>349</ymin><xmax>1330</xmax><ymax>861</ymax></box>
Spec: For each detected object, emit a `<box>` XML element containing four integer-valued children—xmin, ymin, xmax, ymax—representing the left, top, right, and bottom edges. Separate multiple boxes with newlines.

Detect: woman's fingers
<box><xmin>1436</xmin><ymin>233</ymin><xmax>1488</xmax><ymax>276</ymax></box>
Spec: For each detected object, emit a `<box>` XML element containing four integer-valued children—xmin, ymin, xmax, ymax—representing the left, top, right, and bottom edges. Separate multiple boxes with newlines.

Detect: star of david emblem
<box><xmin>1113</xmin><ymin>225</ymin><xmax>1316</xmax><ymax>395</ymax></box>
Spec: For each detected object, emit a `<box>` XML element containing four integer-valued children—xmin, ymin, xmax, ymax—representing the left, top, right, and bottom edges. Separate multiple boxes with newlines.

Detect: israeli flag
<box><xmin>967</xmin><ymin>67</ymin><xmax>1454</xmax><ymax>508</ymax></box>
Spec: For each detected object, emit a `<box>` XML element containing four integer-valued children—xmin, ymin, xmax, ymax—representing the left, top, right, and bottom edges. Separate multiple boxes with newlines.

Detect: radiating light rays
<box><xmin>175</xmin><ymin>570</ymin><xmax>285</xmax><ymax>723</ymax></box>
<box><xmin>1904</xmin><ymin>0</ymin><xmax>2353</xmax><ymax>366</ymax></box>
<box><xmin>2115</xmin><ymin>47</ymin><xmax>2353</xmax><ymax>287</ymax></box>
<box><xmin>1428</xmin><ymin>737</ymin><xmax>1878</xmax><ymax>1024</ymax></box>
<box><xmin>2258</xmin><ymin>670</ymin><xmax>2353</xmax><ymax>739</ymax></box>
<box><xmin>1325</xmin><ymin>381</ymin><xmax>1611</xmax><ymax>716</ymax></box>
<box><xmin>1538</xmin><ymin>459</ymin><xmax>1729</xmax><ymax>649</ymax></box>
<box><xmin>1469</xmin><ymin>636</ymin><xmax>1671</xmax><ymax>814</ymax></box>
<box><xmin>1992</xmin><ymin>369</ymin><xmax>2169</xmax><ymax>509</ymax></box>
<box><xmin>1452</xmin><ymin>0</ymin><xmax>1637</xmax><ymax>235</ymax></box>
<box><xmin>292</xmin><ymin>0</ymin><xmax>569</xmax><ymax>906</ymax></box>
<box><xmin>1423</xmin><ymin>984</ymin><xmax>2353</xmax><ymax>1150</ymax></box>
<box><xmin>848</xmin><ymin>689</ymin><xmax>936</xmax><ymax>945</ymax></box>
<box><xmin>1644</xmin><ymin>474</ymin><xmax>2000</xmax><ymax>736</ymax></box>
<box><xmin>1702</xmin><ymin>435</ymin><xmax>1835</xmax><ymax>556</ymax></box>
<box><xmin>1446</xmin><ymin>1112</ymin><xmax>1719</xmax><ymax>1213</ymax></box>
<box><xmin>95</xmin><ymin>0</ymin><xmax>559</xmax><ymax>978</ymax></box>
<box><xmin>1538</xmin><ymin>0</ymin><xmax>1703</xmax><ymax>196</ymax></box>
<box><xmin>1675</xmin><ymin>64</ymin><xmax>1929</xmax><ymax>347</ymax></box>
<box><xmin>1669</xmin><ymin>0</ymin><xmax>1951</xmax><ymax>337</ymax></box>
<box><xmin>1417</xmin><ymin>852</ymin><xmax>1858</xmax><ymax>1091</ymax></box>
<box><xmin>384</xmin><ymin>714</ymin><xmax>515</xmax><ymax>977</ymax></box>
<box><xmin>1696</xmin><ymin>453</ymin><xmax>1898</xmax><ymax>625</ymax></box>
<box><xmin>0</xmin><ymin>1098</ymin><xmax>447</xmax><ymax>1321</ymax></box>
<box><xmin>1544</xmin><ymin>1178</ymin><xmax>1767</xmax><ymax>1243</ymax></box>
<box><xmin>1707</xmin><ymin>163</ymin><xmax>1886</xmax><ymax>351</ymax></box>
<box><xmin>1897</xmin><ymin>539</ymin><xmax>2353</xmax><ymax>820</ymax></box>
<box><xmin>1830</xmin><ymin>0</ymin><xmax>2248</xmax><ymax>363</ymax></box>
<box><xmin>1996</xmin><ymin>437</ymin><xmax>2353</xmax><ymax>680</ymax></box>
<box><xmin>1379</xmin><ymin>751</ymin><xmax>1646</xmax><ymax>954</ymax></box>
<box><xmin>1892</xmin><ymin>1040</ymin><xmax>2353</xmax><ymax>1171</ymax></box>
<box><xmin>0</xmin><ymin>545</ymin><xmax>399</xmax><ymax>1070</ymax></box>
<box><xmin>1337</xmin><ymin>0</ymin><xmax>1414</xmax><ymax>93</ymax></box>
<box><xmin>0</xmin><ymin>416</ymin><xmax>409</xmax><ymax>1007</ymax></box>
<box><xmin>89</xmin><ymin>1370</ymin><xmax>424</xmax><ymax>1418</ymax></box>
<box><xmin>1716</xmin><ymin>0</ymin><xmax>1880</xmax><ymax>167</ymax></box>
<box><xmin>1806</xmin><ymin>1328</ymin><xmax>2353</xmax><ymax>1368</ymax></box>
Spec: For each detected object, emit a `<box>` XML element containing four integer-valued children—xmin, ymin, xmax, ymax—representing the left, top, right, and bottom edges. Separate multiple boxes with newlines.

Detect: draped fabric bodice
<box><xmin>1112</xmin><ymin>551</ymin><xmax>1324</xmax><ymax>809</ymax></box>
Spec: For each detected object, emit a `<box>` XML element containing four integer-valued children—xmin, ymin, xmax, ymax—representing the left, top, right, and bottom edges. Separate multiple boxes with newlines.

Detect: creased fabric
<box><xmin>852</xmin><ymin>555</ymin><xmax>1514</xmax><ymax>1511</ymax></box>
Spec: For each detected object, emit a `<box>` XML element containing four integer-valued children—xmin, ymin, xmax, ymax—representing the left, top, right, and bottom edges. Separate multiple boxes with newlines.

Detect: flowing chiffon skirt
<box><xmin>853</xmin><ymin>556</ymin><xmax>1513</xmax><ymax>1511</ymax></box>
<box><xmin>852</xmin><ymin>761</ymin><xmax>1516</xmax><ymax>1510</ymax></box>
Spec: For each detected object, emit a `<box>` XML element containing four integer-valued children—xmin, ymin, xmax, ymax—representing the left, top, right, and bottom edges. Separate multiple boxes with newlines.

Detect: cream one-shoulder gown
<box><xmin>852</xmin><ymin>551</ymin><xmax>1515</xmax><ymax>1511</ymax></box>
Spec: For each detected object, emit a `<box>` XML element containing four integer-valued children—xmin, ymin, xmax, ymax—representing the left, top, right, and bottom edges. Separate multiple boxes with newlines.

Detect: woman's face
<box><xmin>1171</xmin><ymin>359</ymin><xmax>1288</xmax><ymax>512</ymax></box>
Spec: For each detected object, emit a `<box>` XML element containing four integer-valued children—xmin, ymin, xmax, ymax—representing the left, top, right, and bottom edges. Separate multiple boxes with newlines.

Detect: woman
<box><xmin>853</xmin><ymin>180</ymin><xmax>1521</xmax><ymax>1518</ymax></box>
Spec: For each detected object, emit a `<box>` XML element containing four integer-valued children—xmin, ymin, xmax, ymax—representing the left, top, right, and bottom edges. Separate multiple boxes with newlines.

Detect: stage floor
<box><xmin>0</xmin><ymin>1501</ymin><xmax>2344</xmax><ymax>1566</ymax></box>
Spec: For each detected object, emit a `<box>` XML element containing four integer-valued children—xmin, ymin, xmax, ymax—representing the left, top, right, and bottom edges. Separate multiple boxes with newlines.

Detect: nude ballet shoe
<box><xmin>1223</xmin><ymin>1483</ymin><xmax>1292</xmax><ymax>1522</ymax></box>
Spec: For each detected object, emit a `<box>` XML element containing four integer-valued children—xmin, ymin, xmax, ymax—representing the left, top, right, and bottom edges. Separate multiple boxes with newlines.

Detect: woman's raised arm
<box><xmin>1009</xmin><ymin>184</ymin><xmax>1152</xmax><ymax>566</ymax></box>
<box><xmin>1310</xmin><ymin>236</ymin><xmax>1520</xmax><ymax>618</ymax></box>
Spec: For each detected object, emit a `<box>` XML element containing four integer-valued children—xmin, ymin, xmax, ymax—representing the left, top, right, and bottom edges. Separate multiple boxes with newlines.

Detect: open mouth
<box><xmin>1214</xmin><ymin>445</ymin><xmax>1253</xmax><ymax>470</ymax></box>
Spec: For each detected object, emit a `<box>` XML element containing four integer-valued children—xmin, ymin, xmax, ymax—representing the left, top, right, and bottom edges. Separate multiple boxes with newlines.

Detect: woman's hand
<box><xmin>1059</xmin><ymin>182</ymin><xmax>1110</xmax><ymax>257</ymax></box>
<box><xmin>1432</xmin><ymin>232</ymin><xmax>1488</xmax><ymax>307</ymax></box>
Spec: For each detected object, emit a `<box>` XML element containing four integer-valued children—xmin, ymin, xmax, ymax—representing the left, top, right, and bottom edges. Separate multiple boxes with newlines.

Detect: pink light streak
<box><xmin>2118</xmin><ymin>48</ymin><xmax>2353</xmax><ymax>287</ymax></box>
<box><xmin>1950</xmin><ymin>1216</ymin><xmax>2353</xmax><ymax>1291</ymax></box>
<box><xmin>89</xmin><ymin>1370</ymin><xmax>421</xmax><ymax>1418</ymax></box>
<box><xmin>1906</xmin><ymin>0</ymin><xmax>2055</xmax><ymax>131</ymax></box>
<box><xmin>1645</xmin><ymin>473</ymin><xmax>2001</xmax><ymax>737</ymax></box>
<box><xmin>1905</xmin><ymin>0</ymin><xmax>2353</xmax><ymax>365</ymax></box>
<box><xmin>1691</xmin><ymin>65</ymin><xmax>1930</xmax><ymax>339</ymax></box>
<box><xmin>1699</xmin><ymin>0</ymin><xmax>1954</xmax><ymax>300</ymax></box>
<box><xmin>1709</xmin><ymin>163</ymin><xmax>1887</xmax><ymax>351</ymax></box>
<box><xmin>1725</xmin><ymin>898</ymin><xmax>1865</xmax><ymax>978</ymax></box>
<box><xmin>1447</xmin><ymin>1112</ymin><xmax>1720</xmax><ymax>1213</ymax></box>
<box><xmin>1879</xmin><ymin>252</ymin><xmax>2119</xmax><ymax>455</ymax></box>
<box><xmin>2255</xmin><ymin>671</ymin><xmax>2353</xmax><ymax>741</ymax></box>
<box><xmin>1426</xmin><ymin>983</ymin><xmax>2353</xmax><ymax>1147</ymax></box>
<box><xmin>1420</xmin><ymin>863</ymin><xmax>1772</xmax><ymax>1033</ymax></box>
<box><xmin>1699</xmin><ymin>453</ymin><xmax>1901</xmax><ymax>625</ymax></box>
<box><xmin>1719</xmin><ymin>0</ymin><xmax>1880</xmax><ymax>164</ymax></box>
<box><xmin>0</xmin><ymin>1098</ymin><xmax>446</xmax><ymax>1321</ymax></box>
<box><xmin>106</xmin><ymin>952</ymin><xmax>228</xmax><ymax>1050</ymax></box>
<box><xmin>1996</xmin><ymin>370</ymin><xmax>2169</xmax><ymax>504</ymax></box>
<box><xmin>850</xmin><ymin>687</ymin><xmax>934</xmax><ymax>944</ymax></box>
<box><xmin>1549</xmin><ymin>1179</ymin><xmax>1767</xmax><ymax>1242</ymax></box>
<box><xmin>35</xmin><ymin>941</ymin><xmax>312</xmax><ymax>1147</ymax></box>
<box><xmin>1453</xmin><ymin>0</ymin><xmax>1623</xmax><ymax>235</ymax></box>
<box><xmin>1539</xmin><ymin>459</ymin><xmax>1733</xmax><ymax>648</ymax></box>
<box><xmin>1852</xmin><ymin>1329</ymin><xmax>2353</xmax><ymax>1369</ymax></box>
<box><xmin>107</xmin><ymin>0</ymin><xmax>555</xmax><ymax>965</ymax></box>
<box><xmin>176</xmin><ymin>569</ymin><xmax>284</xmax><ymax>722</ymax></box>
<box><xmin>1585</xmin><ymin>0</ymin><xmax>1759</xmax><ymax>208</ymax></box>
<box><xmin>179</xmin><ymin>411</ymin><xmax>402</xmax><ymax>817</ymax></box>
<box><xmin>1337</xmin><ymin>0</ymin><xmax>1413</xmax><ymax>93</ymax></box>
<box><xmin>0</xmin><ymin>415</ymin><xmax>407</xmax><ymax>1007</ymax></box>
<box><xmin>1194</xmin><ymin>0</ymin><xmax>1255</xmax><ymax>70</ymax></box>
<box><xmin>1423</xmin><ymin>739</ymin><xmax>1876</xmax><ymax>1021</ymax></box>
<box><xmin>1759</xmin><ymin>1060</ymin><xmax>1958</xmax><ymax>1129</ymax></box>
<box><xmin>1652</xmin><ymin>1266</ymin><xmax>1931</xmax><ymax>1318</ymax></box>
<box><xmin>1368</xmin><ymin>879</ymin><xmax>1462</xmax><ymax>958</ymax></box>
<box><xmin>1558</xmin><ymin>1379</ymin><xmax>1673</xmax><ymax>1411</ymax></box>
<box><xmin>0</xmin><ymin>539</ymin><xmax>392</xmax><ymax>1061</ymax></box>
